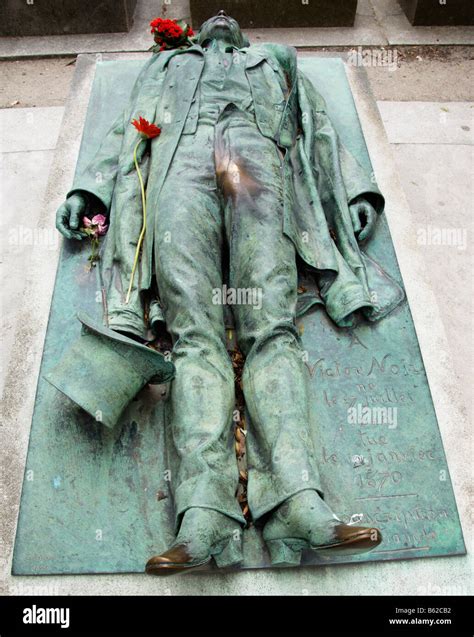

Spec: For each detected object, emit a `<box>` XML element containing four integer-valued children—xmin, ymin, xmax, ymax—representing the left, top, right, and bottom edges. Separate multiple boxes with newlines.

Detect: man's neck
<box><xmin>203</xmin><ymin>38</ymin><xmax>235</xmax><ymax>52</ymax></box>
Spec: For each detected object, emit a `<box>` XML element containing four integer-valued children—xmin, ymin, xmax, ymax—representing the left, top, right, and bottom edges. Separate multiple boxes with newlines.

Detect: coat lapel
<box><xmin>162</xmin><ymin>43</ymin><xmax>205</xmax><ymax>67</ymax></box>
<box><xmin>245</xmin><ymin>47</ymin><xmax>267</xmax><ymax>70</ymax></box>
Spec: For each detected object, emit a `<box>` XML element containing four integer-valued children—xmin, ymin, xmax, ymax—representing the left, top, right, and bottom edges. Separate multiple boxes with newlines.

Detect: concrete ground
<box><xmin>1</xmin><ymin>46</ymin><xmax>473</xmax><ymax>110</ymax></box>
<box><xmin>0</xmin><ymin>1</ymin><xmax>472</xmax><ymax>598</ymax></box>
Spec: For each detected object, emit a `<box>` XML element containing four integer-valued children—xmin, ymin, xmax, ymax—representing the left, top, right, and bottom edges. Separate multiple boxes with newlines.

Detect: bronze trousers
<box><xmin>154</xmin><ymin>108</ymin><xmax>322</xmax><ymax>529</ymax></box>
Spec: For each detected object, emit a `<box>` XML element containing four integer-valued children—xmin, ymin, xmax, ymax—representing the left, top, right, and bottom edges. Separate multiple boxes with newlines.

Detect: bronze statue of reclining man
<box><xmin>55</xmin><ymin>11</ymin><xmax>404</xmax><ymax>574</ymax></box>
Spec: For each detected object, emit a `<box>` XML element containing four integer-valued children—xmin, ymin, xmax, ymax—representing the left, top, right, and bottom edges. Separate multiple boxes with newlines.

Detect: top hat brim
<box><xmin>43</xmin><ymin>312</ymin><xmax>175</xmax><ymax>428</ymax></box>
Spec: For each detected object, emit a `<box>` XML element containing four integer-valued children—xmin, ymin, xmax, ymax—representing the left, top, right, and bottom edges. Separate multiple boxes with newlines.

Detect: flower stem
<box><xmin>126</xmin><ymin>138</ymin><xmax>147</xmax><ymax>305</ymax></box>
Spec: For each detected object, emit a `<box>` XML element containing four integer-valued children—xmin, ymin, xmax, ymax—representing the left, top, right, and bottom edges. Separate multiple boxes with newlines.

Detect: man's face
<box><xmin>198</xmin><ymin>11</ymin><xmax>246</xmax><ymax>47</ymax></box>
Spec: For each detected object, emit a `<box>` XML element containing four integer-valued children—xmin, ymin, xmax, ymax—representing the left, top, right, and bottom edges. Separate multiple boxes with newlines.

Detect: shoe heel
<box><xmin>266</xmin><ymin>539</ymin><xmax>302</xmax><ymax>567</ymax></box>
<box><xmin>213</xmin><ymin>537</ymin><xmax>243</xmax><ymax>569</ymax></box>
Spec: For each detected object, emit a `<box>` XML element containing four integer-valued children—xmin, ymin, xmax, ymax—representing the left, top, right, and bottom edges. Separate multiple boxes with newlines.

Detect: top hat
<box><xmin>44</xmin><ymin>312</ymin><xmax>175</xmax><ymax>428</ymax></box>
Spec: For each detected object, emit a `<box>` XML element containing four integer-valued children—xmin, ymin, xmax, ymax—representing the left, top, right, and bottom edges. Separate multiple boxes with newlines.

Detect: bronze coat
<box><xmin>70</xmin><ymin>44</ymin><xmax>403</xmax><ymax>337</ymax></box>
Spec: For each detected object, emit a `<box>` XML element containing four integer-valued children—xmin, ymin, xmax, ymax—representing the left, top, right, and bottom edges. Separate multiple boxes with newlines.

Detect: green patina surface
<box><xmin>12</xmin><ymin>58</ymin><xmax>465</xmax><ymax>574</ymax></box>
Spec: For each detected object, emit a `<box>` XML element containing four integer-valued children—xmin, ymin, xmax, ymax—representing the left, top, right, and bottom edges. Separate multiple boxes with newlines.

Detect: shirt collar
<box><xmin>201</xmin><ymin>38</ymin><xmax>247</xmax><ymax>54</ymax></box>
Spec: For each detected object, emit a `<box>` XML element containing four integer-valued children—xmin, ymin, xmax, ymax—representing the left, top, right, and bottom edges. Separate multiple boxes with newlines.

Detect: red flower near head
<box><xmin>131</xmin><ymin>116</ymin><xmax>162</xmax><ymax>139</ymax></box>
<box><xmin>149</xmin><ymin>17</ymin><xmax>194</xmax><ymax>51</ymax></box>
<box><xmin>150</xmin><ymin>18</ymin><xmax>184</xmax><ymax>40</ymax></box>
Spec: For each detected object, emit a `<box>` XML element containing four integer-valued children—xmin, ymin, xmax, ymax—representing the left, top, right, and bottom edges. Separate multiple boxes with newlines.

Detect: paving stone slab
<box><xmin>388</xmin><ymin>143</ymin><xmax>472</xmax><ymax>410</ymax></box>
<box><xmin>377</xmin><ymin>101</ymin><xmax>474</xmax><ymax>145</ymax></box>
<box><xmin>0</xmin><ymin>148</ymin><xmax>59</xmax><ymax>393</ymax></box>
<box><xmin>0</xmin><ymin>106</ymin><xmax>64</xmax><ymax>153</ymax></box>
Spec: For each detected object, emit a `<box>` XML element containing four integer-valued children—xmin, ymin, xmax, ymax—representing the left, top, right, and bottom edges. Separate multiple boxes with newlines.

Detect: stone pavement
<box><xmin>0</xmin><ymin>0</ymin><xmax>473</xmax><ymax>58</ymax></box>
<box><xmin>0</xmin><ymin>107</ymin><xmax>64</xmax><ymax>395</ymax></box>
<box><xmin>0</xmin><ymin>54</ymin><xmax>471</xmax><ymax>594</ymax></box>
<box><xmin>377</xmin><ymin>100</ymin><xmax>473</xmax><ymax>417</ymax></box>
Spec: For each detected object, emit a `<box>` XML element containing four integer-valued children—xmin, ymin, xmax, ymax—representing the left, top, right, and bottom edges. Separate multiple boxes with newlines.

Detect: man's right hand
<box><xmin>55</xmin><ymin>193</ymin><xmax>89</xmax><ymax>240</ymax></box>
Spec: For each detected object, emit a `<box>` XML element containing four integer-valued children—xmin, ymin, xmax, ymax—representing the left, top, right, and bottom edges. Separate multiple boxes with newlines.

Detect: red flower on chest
<box><xmin>131</xmin><ymin>116</ymin><xmax>162</xmax><ymax>139</ymax></box>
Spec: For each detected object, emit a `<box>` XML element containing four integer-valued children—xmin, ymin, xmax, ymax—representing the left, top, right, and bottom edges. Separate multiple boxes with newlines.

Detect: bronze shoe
<box><xmin>264</xmin><ymin>523</ymin><xmax>382</xmax><ymax>566</ymax></box>
<box><xmin>146</xmin><ymin>508</ymin><xmax>244</xmax><ymax>576</ymax></box>
<box><xmin>266</xmin><ymin>524</ymin><xmax>382</xmax><ymax>566</ymax></box>
<box><xmin>263</xmin><ymin>491</ymin><xmax>382</xmax><ymax>566</ymax></box>
<box><xmin>146</xmin><ymin>535</ymin><xmax>244</xmax><ymax>576</ymax></box>
<box><xmin>146</xmin><ymin>544</ymin><xmax>212</xmax><ymax>576</ymax></box>
<box><xmin>315</xmin><ymin>523</ymin><xmax>382</xmax><ymax>553</ymax></box>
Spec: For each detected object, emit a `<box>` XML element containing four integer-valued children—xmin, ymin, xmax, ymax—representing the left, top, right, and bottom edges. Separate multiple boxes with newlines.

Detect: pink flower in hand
<box><xmin>81</xmin><ymin>214</ymin><xmax>108</xmax><ymax>268</ymax></box>
<box><xmin>83</xmin><ymin>214</ymin><xmax>108</xmax><ymax>238</ymax></box>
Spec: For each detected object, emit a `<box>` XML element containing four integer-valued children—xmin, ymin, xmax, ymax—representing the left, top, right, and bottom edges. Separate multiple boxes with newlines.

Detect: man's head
<box><xmin>198</xmin><ymin>10</ymin><xmax>249</xmax><ymax>48</ymax></box>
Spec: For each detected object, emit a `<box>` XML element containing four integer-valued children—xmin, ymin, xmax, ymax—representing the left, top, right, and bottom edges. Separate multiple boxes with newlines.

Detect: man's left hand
<box><xmin>349</xmin><ymin>198</ymin><xmax>377</xmax><ymax>242</ymax></box>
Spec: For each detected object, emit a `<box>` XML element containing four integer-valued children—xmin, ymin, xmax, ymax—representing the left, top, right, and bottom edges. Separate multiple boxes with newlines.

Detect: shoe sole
<box><xmin>266</xmin><ymin>529</ymin><xmax>382</xmax><ymax>566</ymax></box>
<box><xmin>145</xmin><ymin>556</ymin><xmax>212</xmax><ymax>576</ymax></box>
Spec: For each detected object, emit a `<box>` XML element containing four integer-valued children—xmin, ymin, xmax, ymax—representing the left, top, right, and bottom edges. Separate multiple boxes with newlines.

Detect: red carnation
<box><xmin>150</xmin><ymin>18</ymin><xmax>184</xmax><ymax>40</ymax></box>
<box><xmin>126</xmin><ymin>115</ymin><xmax>162</xmax><ymax>303</ymax></box>
<box><xmin>149</xmin><ymin>17</ymin><xmax>194</xmax><ymax>51</ymax></box>
<box><xmin>131</xmin><ymin>116</ymin><xmax>162</xmax><ymax>139</ymax></box>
